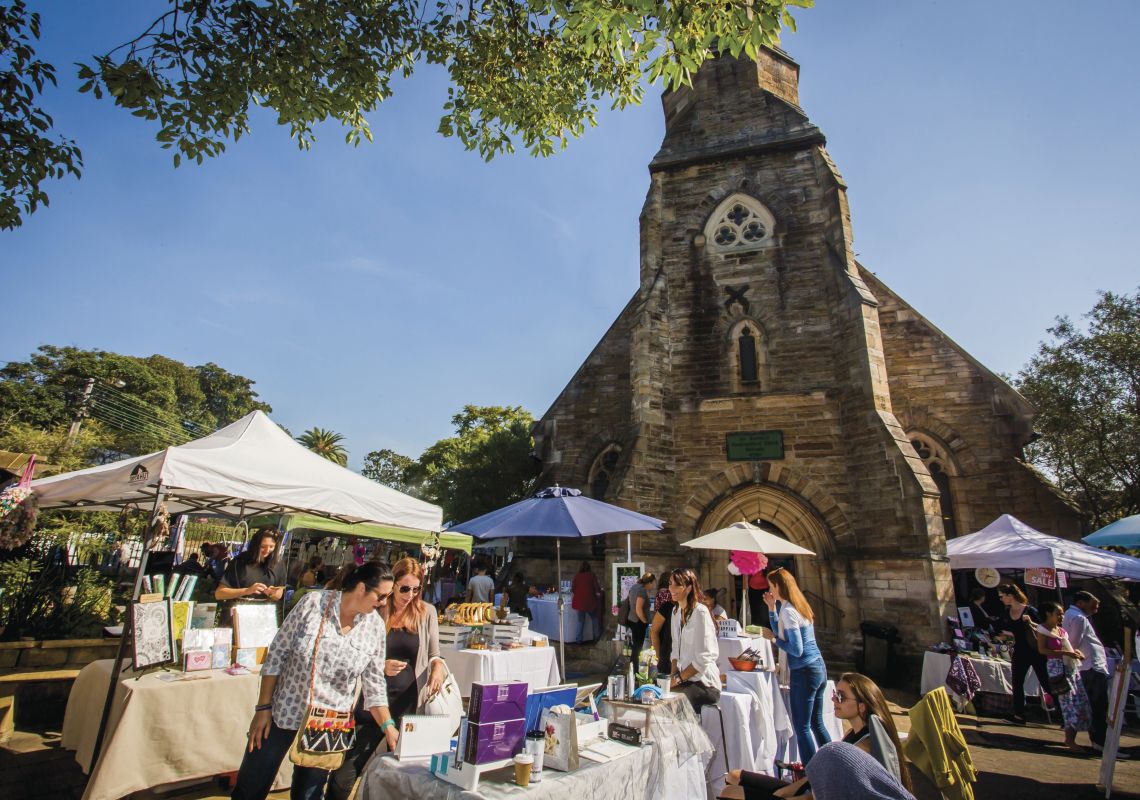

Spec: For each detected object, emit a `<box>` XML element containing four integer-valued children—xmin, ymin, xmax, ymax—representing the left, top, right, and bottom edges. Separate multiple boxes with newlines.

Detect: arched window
<box><xmin>727</xmin><ymin>319</ymin><xmax>768</xmax><ymax>392</ymax></box>
<box><xmin>909</xmin><ymin>433</ymin><xmax>959</xmax><ymax>539</ymax></box>
<box><xmin>587</xmin><ymin>444</ymin><xmax>622</xmax><ymax>501</ymax></box>
<box><xmin>704</xmin><ymin>194</ymin><xmax>777</xmax><ymax>254</ymax></box>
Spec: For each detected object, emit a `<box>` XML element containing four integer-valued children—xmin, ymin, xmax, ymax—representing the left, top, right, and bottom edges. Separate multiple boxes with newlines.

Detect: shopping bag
<box><xmin>540</xmin><ymin>705</ymin><xmax>579</xmax><ymax>772</ymax></box>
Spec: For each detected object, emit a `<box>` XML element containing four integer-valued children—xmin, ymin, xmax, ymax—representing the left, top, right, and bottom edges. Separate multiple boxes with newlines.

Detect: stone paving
<box><xmin>3</xmin><ymin>695</ymin><xmax>1139</xmax><ymax>800</ymax></box>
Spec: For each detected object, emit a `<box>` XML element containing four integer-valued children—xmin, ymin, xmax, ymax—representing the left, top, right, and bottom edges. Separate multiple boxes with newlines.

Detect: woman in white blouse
<box><xmin>233</xmin><ymin>562</ymin><xmax>396</xmax><ymax>800</ymax></box>
<box><xmin>668</xmin><ymin>567</ymin><xmax>721</xmax><ymax>714</ymax></box>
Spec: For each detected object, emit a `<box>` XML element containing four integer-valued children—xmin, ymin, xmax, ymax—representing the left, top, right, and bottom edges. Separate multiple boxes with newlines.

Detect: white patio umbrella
<box><xmin>681</xmin><ymin>521</ymin><xmax>815</xmax><ymax>626</ymax></box>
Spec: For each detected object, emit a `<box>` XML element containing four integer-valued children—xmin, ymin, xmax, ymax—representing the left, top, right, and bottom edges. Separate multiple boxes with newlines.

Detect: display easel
<box><xmin>1099</xmin><ymin>626</ymin><xmax>1134</xmax><ymax>798</ymax></box>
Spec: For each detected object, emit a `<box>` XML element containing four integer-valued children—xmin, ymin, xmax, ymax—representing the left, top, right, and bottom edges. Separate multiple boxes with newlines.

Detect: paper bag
<box><xmin>540</xmin><ymin>705</ymin><xmax>579</xmax><ymax>772</ymax></box>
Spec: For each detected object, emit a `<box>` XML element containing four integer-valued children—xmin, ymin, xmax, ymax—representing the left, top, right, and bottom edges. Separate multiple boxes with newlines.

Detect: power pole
<box><xmin>65</xmin><ymin>377</ymin><xmax>96</xmax><ymax>447</ymax></box>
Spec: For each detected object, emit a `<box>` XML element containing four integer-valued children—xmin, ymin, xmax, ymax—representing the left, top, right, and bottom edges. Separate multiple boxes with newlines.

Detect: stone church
<box><xmin>528</xmin><ymin>47</ymin><xmax>1080</xmax><ymax>666</ymax></box>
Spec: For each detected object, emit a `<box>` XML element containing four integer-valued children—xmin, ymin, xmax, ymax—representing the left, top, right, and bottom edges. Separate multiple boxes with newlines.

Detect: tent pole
<box><xmin>557</xmin><ymin>539</ymin><xmax>565</xmax><ymax>680</ymax></box>
<box><xmin>626</xmin><ymin>532</ymin><xmax>632</xmax><ymax>563</ymax></box>
<box><xmin>90</xmin><ymin>481</ymin><xmax>167</xmax><ymax>769</ymax></box>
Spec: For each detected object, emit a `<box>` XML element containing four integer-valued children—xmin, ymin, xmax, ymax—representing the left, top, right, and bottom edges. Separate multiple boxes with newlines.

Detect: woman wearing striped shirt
<box><xmin>765</xmin><ymin>567</ymin><xmax>831</xmax><ymax>763</ymax></box>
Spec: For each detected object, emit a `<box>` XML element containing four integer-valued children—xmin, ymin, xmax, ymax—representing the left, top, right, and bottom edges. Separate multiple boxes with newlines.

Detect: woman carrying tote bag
<box><xmin>233</xmin><ymin>562</ymin><xmax>397</xmax><ymax>800</ymax></box>
<box><xmin>328</xmin><ymin>557</ymin><xmax>449</xmax><ymax>800</ymax></box>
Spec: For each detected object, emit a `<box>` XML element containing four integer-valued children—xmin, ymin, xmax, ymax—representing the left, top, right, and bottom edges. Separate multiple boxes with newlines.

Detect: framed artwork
<box><xmin>233</xmin><ymin>603</ymin><xmax>279</xmax><ymax>648</ymax></box>
<box><xmin>957</xmin><ymin>606</ymin><xmax>975</xmax><ymax>629</ymax></box>
<box><xmin>131</xmin><ymin>599</ymin><xmax>175</xmax><ymax>670</ymax></box>
<box><xmin>611</xmin><ymin>562</ymin><xmax>645</xmax><ymax>608</ymax></box>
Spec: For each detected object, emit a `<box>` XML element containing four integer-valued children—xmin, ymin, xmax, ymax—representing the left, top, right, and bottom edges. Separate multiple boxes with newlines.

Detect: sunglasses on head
<box><xmin>398</xmin><ymin>584</ymin><xmax>422</xmax><ymax>595</ymax></box>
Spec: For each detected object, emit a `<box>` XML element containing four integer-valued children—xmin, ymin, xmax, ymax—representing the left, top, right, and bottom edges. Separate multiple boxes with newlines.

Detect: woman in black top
<box><xmin>650</xmin><ymin>587</ymin><xmax>676</xmax><ymax>677</ymax></box>
<box><xmin>997</xmin><ymin>582</ymin><xmax>1051</xmax><ymax>723</ymax></box>
<box><xmin>215</xmin><ymin>529</ymin><xmax>283</xmax><ymax>621</ymax></box>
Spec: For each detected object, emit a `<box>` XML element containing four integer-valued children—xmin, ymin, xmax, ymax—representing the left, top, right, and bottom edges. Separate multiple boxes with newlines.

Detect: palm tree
<box><xmin>297</xmin><ymin>427</ymin><xmax>348</xmax><ymax>466</ymax></box>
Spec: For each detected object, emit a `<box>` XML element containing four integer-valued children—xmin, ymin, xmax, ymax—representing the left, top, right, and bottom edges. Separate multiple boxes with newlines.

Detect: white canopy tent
<box><xmin>946</xmin><ymin>514</ymin><xmax>1140</xmax><ymax>581</ymax></box>
<box><xmin>32</xmin><ymin>410</ymin><xmax>442</xmax><ymax>533</ymax></box>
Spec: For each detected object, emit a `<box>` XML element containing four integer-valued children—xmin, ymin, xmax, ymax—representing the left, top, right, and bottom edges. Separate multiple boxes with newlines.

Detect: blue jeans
<box><xmin>789</xmin><ymin>660</ymin><xmax>831</xmax><ymax>763</ymax></box>
<box><xmin>576</xmin><ymin>609</ymin><xmax>593</xmax><ymax>642</ymax></box>
<box><xmin>231</xmin><ymin>720</ymin><xmax>330</xmax><ymax>800</ymax></box>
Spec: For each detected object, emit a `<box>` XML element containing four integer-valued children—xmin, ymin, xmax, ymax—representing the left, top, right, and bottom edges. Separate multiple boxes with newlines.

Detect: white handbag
<box><xmin>419</xmin><ymin>666</ymin><xmax>464</xmax><ymax>735</ymax></box>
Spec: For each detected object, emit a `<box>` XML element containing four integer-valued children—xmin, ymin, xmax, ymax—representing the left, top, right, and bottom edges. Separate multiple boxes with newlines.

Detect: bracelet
<box><xmin>379</xmin><ymin>719</ymin><xmax>397</xmax><ymax>733</ymax></box>
<box><xmin>255</xmin><ymin>703</ymin><xmax>273</xmax><ymax>712</ymax></box>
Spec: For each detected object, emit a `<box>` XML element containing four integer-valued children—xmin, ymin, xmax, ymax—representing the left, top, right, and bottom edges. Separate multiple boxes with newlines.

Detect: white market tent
<box><xmin>32</xmin><ymin>410</ymin><xmax>443</xmax><ymax>534</ymax></box>
<box><xmin>946</xmin><ymin>514</ymin><xmax>1140</xmax><ymax>581</ymax></box>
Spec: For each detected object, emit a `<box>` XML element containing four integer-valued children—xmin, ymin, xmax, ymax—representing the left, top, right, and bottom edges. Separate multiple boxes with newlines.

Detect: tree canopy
<box><xmin>2</xmin><ymin>0</ymin><xmax>811</xmax><ymax>228</ymax></box>
<box><xmin>0</xmin><ymin>345</ymin><xmax>272</xmax><ymax>458</ymax></box>
<box><xmin>364</xmin><ymin>404</ymin><xmax>539</xmax><ymax>523</ymax></box>
<box><xmin>1016</xmin><ymin>288</ymin><xmax>1140</xmax><ymax>528</ymax></box>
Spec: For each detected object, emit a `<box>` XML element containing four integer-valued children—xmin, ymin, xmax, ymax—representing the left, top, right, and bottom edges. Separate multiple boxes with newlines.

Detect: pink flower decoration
<box><xmin>730</xmin><ymin>550</ymin><xmax>768</xmax><ymax>575</ymax></box>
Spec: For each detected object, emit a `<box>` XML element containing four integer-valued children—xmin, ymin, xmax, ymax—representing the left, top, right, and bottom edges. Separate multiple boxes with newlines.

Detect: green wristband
<box><xmin>379</xmin><ymin>719</ymin><xmax>396</xmax><ymax>733</ymax></box>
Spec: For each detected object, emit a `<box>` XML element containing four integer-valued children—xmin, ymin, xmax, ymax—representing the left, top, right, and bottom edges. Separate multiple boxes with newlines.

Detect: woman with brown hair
<box><xmin>724</xmin><ymin>671</ymin><xmax>912</xmax><ymax>798</ymax></box>
<box><xmin>764</xmin><ymin>567</ymin><xmax>831</xmax><ymax>762</ymax></box>
<box><xmin>668</xmin><ymin>567</ymin><xmax>721</xmax><ymax>714</ymax></box>
<box><xmin>327</xmin><ymin>557</ymin><xmax>446</xmax><ymax>800</ymax></box>
<box><xmin>996</xmin><ymin>581</ymin><xmax>1049</xmax><ymax>724</ymax></box>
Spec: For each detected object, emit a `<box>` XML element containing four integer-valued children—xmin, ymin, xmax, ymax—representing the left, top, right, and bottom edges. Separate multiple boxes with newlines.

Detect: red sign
<box><xmin>1025</xmin><ymin>568</ymin><xmax>1057</xmax><ymax>589</ymax></box>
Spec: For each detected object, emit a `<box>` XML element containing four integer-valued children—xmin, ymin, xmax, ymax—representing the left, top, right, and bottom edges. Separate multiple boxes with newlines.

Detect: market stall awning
<box><xmin>30</xmin><ymin>411</ymin><xmax>442</xmax><ymax>533</ymax></box>
<box><xmin>254</xmin><ymin>512</ymin><xmax>471</xmax><ymax>554</ymax></box>
<box><xmin>946</xmin><ymin>514</ymin><xmax>1140</xmax><ymax>580</ymax></box>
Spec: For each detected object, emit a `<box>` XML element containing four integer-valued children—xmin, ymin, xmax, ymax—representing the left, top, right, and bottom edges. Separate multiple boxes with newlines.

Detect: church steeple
<box><xmin>651</xmin><ymin>47</ymin><xmax>824</xmax><ymax>173</ymax></box>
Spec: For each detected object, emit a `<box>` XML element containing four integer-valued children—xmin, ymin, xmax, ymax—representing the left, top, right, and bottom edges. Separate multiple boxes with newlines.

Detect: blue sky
<box><xmin>6</xmin><ymin>1</ymin><xmax>1139</xmax><ymax>468</ymax></box>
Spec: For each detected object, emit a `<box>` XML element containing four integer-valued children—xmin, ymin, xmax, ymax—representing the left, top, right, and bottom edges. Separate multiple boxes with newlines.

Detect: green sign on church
<box><xmin>725</xmin><ymin>430</ymin><xmax>785</xmax><ymax>461</ymax></box>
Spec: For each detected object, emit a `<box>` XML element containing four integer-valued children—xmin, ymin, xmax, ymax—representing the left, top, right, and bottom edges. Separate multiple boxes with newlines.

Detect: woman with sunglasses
<box><xmin>722</xmin><ymin>672</ymin><xmax>911</xmax><ymax>798</ymax></box>
<box><xmin>328</xmin><ymin>558</ymin><xmax>446</xmax><ymax>800</ymax></box>
<box><xmin>764</xmin><ymin>567</ymin><xmax>831</xmax><ymax>763</ymax></box>
<box><xmin>232</xmin><ymin>562</ymin><xmax>396</xmax><ymax>800</ymax></box>
<box><xmin>668</xmin><ymin>567</ymin><xmax>721</xmax><ymax>714</ymax></box>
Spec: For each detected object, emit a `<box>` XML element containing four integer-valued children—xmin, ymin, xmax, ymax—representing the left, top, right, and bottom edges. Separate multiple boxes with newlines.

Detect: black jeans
<box><xmin>628</xmin><ymin>620</ymin><xmax>649</xmax><ymax>673</ymax></box>
<box><xmin>1011</xmin><ymin>650</ymin><xmax>1051</xmax><ymax>717</ymax></box>
<box><xmin>231</xmin><ymin>721</ymin><xmax>330</xmax><ymax>800</ymax></box>
<box><xmin>675</xmin><ymin>679</ymin><xmax>720</xmax><ymax>716</ymax></box>
<box><xmin>1083</xmin><ymin>668</ymin><xmax>1109</xmax><ymax>746</ymax></box>
<box><xmin>326</xmin><ymin>720</ymin><xmax>386</xmax><ymax>800</ymax></box>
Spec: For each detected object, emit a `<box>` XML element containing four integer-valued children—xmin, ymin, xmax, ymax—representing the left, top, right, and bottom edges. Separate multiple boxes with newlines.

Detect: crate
<box><xmin>438</xmin><ymin>625</ymin><xmax>473</xmax><ymax>648</ymax></box>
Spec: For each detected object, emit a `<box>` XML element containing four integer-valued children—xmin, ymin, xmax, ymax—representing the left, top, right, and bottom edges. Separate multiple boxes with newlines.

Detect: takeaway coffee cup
<box><xmin>525</xmin><ymin>730</ymin><xmax>545</xmax><ymax>782</ymax></box>
<box><xmin>657</xmin><ymin>675</ymin><xmax>672</xmax><ymax>696</ymax></box>
<box><xmin>514</xmin><ymin>753</ymin><xmax>535</xmax><ymax>787</ymax></box>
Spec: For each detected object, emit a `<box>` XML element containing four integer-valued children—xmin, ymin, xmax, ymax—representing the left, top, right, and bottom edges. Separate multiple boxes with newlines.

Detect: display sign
<box><xmin>612</xmin><ymin>562</ymin><xmax>645</xmax><ymax>609</ymax></box>
<box><xmin>725</xmin><ymin>431</ymin><xmax>784</xmax><ymax>461</ymax></box>
<box><xmin>1024</xmin><ymin>567</ymin><xmax>1057</xmax><ymax>590</ymax></box>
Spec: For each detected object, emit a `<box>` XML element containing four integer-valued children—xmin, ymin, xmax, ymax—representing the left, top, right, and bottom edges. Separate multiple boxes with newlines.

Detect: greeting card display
<box><xmin>131</xmin><ymin>599</ymin><xmax>175</xmax><ymax>670</ymax></box>
<box><xmin>233</xmin><ymin>603</ymin><xmax>278</xmax><ymax>648</ymax></box>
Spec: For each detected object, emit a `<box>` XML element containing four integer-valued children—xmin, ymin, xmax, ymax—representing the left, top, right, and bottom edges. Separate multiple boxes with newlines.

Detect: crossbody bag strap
<box><xmin>306</xmin><ymin>592</ymin><xmax>334</xmax><ymax>708</ymax></box>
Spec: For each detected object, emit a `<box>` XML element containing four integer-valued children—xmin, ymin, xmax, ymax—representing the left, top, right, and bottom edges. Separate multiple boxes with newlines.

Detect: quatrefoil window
<box><xmin>705</xmin><ymin>195</ymin><xmax>775</xmax><ymax>253</ymax></box>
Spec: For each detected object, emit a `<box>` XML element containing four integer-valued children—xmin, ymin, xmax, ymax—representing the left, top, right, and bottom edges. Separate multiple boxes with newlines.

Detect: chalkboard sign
<box><xmin>726</xmin><ymin>431</ymin><xmax>784</xmax><ymax>461</ymax></box>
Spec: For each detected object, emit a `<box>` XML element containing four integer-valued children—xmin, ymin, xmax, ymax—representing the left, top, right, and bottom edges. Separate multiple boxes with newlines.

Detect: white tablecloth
<box><xmin>724</xmin><ymin>671</ymin><xmax>780</xmax><ymax>774</ymax></box>
<box><xmin>528</xmin><ymin>596</ymin><xmax>597</xmax><ymax>642</ymax></box>
<box><xmin>702</xmin><ymin>690</ymin><xmax>760</xmax><ymax>796</ymax></box>
<box><xmin>61</xmin><ymin>659</ymin><xmax>291</xmax><ymax>800</ymax></box>
<box><xmin>919</xmin><ymin>651</ymin><xmax>1040</xmax><ymax>697</ymax></box>
<box><xmin>360</xmin><ymin>743</ymin><xmax>656</xmax><ymax>800</ymax></box>
<box><xmin>716</xmin><ymin>636</ymin><xmax>775</xmax><ymax>675</ymax></box>
<box><xmin>441</xmin><ymin>645</ymin><xmax>561</xmax><ymax>697</ymax></box>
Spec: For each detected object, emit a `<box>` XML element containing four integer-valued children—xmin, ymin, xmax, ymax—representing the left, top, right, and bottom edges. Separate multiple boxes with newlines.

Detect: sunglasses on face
<box><xmin>398</xmin><ymin>585</ymin><xmax>422</xmax><ymax>595</ymax></box>
<box><xmin>831</xmin><ymin>691</ymin><xmax>849</xmax><ymax>703</ymax></box>
<box><xmin>372</xmin><ymin>591</ymin><xmax>392</xmax><ymax>602</ymax></box>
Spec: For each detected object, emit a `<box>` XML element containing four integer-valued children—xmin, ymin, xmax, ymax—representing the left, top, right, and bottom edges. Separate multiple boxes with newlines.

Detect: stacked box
<box><xmin>461</xmin><ymin>718</ymin><xmax>527</xmax><ymax>764</ymax></box>
<box><xmin>467</xmin><ymin>681</ymin><xmax>528</xmax><ymax>723</ymax></box>
<box><xmin>485</xmin><ymin>625</ymin><xmax>521</xmax><ymax>644</ymax></box>
<box><xmin>437</xmin><ymin>624</ymin><xmax>472</xmax><ymax>648</ymax></box>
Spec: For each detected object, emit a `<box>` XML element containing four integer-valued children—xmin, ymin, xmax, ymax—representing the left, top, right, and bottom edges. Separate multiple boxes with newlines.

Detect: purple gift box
<box><xmin>462</xmin><ymin>717</ymin><xmax>526</xmax><ymax>764</ymax></box>
<box><xmin>467</xmin><ymin>680</ymin><xmax>528</xmax><ymax>723</ymax></box>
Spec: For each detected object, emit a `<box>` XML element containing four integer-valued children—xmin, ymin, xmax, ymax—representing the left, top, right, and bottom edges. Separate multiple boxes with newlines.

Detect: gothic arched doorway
<box><xmin>694</xmin><ymin>483</ymin><xmax>858</xmax><ymax>655</ymax></box>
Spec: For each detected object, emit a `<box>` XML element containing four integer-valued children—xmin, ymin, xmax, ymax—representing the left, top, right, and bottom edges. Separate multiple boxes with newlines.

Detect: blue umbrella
<box><xmin>448</xmin><ymin>486</ymin><xmax>665</xmax><ymax>676</ymax></box>
<box><xmin>1084</xmin><ymin>515</ymin><xmax>1140</xmax><ymax>549</ymax></box>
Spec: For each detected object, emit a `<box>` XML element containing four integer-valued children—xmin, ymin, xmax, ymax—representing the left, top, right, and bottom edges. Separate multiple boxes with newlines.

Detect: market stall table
<box><xmin>716</xmin><ymin>635</ymin><xmax>775</xmax><ymax>675</ymax></box>
<box><xmin>724</xmin><ymin>670</ymin><xmax>781</xmax><ymax>773</ymax></box>
<box><xmin>441</xmin><ymin>645</ymin><xmax>560</xmax><ymax>697</ymax></box>
<box><xmin>61</xmin><ymin>659</ymin><xmax>291</xmax><ymax>800</ymax></box>
<box><xmin>701</xmin><ymin>689</ymin><xmax>760</xmax><ymax>796</ymax></box>
<box><xmin>528</xmin><ymin>595</ymin><xmax>597</xmax><ymax>642</ymax></box>
<box><xmin>920</xmin><ymin>651</ymin><xmax>1040</xmax><ymax>698</ymax></box>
